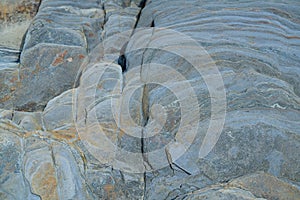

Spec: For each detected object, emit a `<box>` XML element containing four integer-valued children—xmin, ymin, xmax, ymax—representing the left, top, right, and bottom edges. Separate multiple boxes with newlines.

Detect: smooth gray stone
<box><xmin>12</xmin><ymin>111</ymin><xmax>43</xmax><ymax>131</ymax></box>
<box><xmin>42</xmin><ymin>89</ymin><xmax>76</xmax><ymax>131</ymax></box>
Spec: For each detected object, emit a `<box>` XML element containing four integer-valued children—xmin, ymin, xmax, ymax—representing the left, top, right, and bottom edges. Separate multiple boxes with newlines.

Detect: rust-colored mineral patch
<box><xmin>78</xmin><ymin>54</ymin><xmax>86</xmax><ymax>59</ymax></box>
<box><xmin>31</xmin><ymin>162</ymin><xmax>59</xmax><ymax>200</ymax></box>
<box><xmin>52</xmin><ymin>50</ymin><xmax>68</xmax><ymax>66</ymax></box>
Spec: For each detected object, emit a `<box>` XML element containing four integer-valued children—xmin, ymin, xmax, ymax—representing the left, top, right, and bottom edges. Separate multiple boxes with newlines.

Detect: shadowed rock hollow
<box><xmin>0</xmin><ymin>0</ymin><xmax>299</xmax><ymax>199</ymax></box>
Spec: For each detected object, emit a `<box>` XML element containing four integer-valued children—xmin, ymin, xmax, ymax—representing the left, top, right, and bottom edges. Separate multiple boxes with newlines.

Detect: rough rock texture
<box><xmin>0</xmin><ymin>0</ymin><xmax>40</xmax><ymax>49</ymax></box>
<box><xmin>175</xmin><ymin>172</ymin><xmax>300</xmax><ymax>199</ymax></box>
<box><xmin>0</xmin><ymin>0</ymin><xmax>40</xmax><ymax>109</ymax></box>
<box><xmin>0</xmin><ymin>0</ymin><xmax>300</xmax><ymax>199</ymax></box>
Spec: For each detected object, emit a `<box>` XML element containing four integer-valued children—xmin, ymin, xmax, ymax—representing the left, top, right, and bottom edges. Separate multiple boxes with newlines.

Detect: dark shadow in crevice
<box><xmin>138</xmin><ymin>0</ymin><xmax>147</xmax><ymax>8</ymax></box>
<box><xmin>150</xmin><ymin>20</ymin><xmax>155</xmax><ymax>27</ymax></box>
<box><xmin>118</xmin><ymin>55</ymin><xmax>127</xmax><ymax>72</ymax></box>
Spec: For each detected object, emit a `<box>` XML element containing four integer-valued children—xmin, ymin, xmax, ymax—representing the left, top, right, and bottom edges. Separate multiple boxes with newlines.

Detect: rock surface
<box><xmin>0</xmin><ymin>0</ymin><xmax>300</xmax><ymax>199</ymax></box>
<box><xmin>0</xmin><ymin>0</ymin><xmax>40</xmax><ymax>49</ymax></box>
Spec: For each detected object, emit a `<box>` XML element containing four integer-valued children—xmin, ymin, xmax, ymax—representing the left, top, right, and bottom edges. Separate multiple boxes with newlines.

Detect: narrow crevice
<box><xmin>111</xmin><ymin>1</ymin><xmax>151</xmax><ymax>198</ymax></box>
<box><xmin>140</xmin><ymin>57</ymin><xmax>150</xmax><ymax>200</ymax></box>
<box><xmin>138</xmin><ymin>26</ymin><xmax>156</xmax><ymax>200</ymax></box>
<box><xmin>142</xmin><ymin>172</ymin><xmax>147</xmax><ymax>200</ymax></box>
<box><xmin>141</xmin><ymin>84</ymin><xmax>149</xmax><ymax>127</ymax></box>
<box><xmin>118</xmin><ymin>55</ymin><xmax>127</xmax><ymax>72</ymax></box>
<box><xmin>138</xmin><ymin>0</ymin><xmax>148</xmax><ymax>8</ymax></box>
<box><xmin>101</xmin><ymin>3</ymin><xmax>107</xmax><ymax>29</ymax></box>
<box><xmin>117</xmin><ymin>0</ymin><xmax>149</xmax><ymax>74</ymax></box>
<box><xmin>11</xmin><ymin>110</ymin><xmax>15</xmax><ymax>121</ymax></box>
<box><xmin>173</xmin><ymin>163</ymin><xmax>192</xmax><ymax>176</ymax></box>
<box><xmin>20</xmin><ymin>30</ymin><xmax>28</xmax><ymax>54</ymax></box>
<box><xmin>133</xmin><ymin>0</ymin><xmax>148</xmax><ymax>29</ymax></box>
<box><xmin>150</xmin><ymin>20</ymin><xmax>155</xmax><ymax>27</ymax></box>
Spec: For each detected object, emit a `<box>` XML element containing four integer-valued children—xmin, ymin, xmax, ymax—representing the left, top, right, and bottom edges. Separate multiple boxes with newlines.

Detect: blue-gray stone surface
<box><xmin>0</xmin><ymin>0</ymin><xmax>299</xmax><ymax>199</ymax></box>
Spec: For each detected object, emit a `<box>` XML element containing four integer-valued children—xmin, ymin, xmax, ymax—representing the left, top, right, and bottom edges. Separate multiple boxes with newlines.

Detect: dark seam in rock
<box><xmin>101</xmin><ymin>3</ymin><xmax>107</xmax><ymax>30</ymax></box>
<box><xmin>133</xmin><ymin>0</ymin><xmax>148</xmax><ymax>30</ymax></box>
<box><xmin>173</xmin><ymin>163</ymin><xmax>192</xmax><ymax>176</ymax></box>
<box><xmin>150</xmin><ymin>20</ymin><xmax>155</xmax><ymax>27</ymax></box>
<box><xmin>118</xmin><ymin>54</ymin><xmax>127</xmax><ymax>72</ymax></box>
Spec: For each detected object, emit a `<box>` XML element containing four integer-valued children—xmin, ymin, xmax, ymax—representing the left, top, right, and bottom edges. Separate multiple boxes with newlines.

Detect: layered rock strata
<box><xmin>0</xmin><ymin>0</ymin><xmax>299</xmax><ymax>199</ymax></box>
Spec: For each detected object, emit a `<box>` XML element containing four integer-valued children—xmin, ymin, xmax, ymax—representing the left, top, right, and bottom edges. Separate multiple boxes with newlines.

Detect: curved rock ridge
<box><xmin>0</xmin><ymin>0</ymin><xmax>299</xmax><ymax>199</ymax></box>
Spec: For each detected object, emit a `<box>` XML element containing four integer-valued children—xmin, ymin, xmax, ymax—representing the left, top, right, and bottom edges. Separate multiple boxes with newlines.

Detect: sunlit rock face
<box><xmin>0</xmin><ymin>0</ymin><xmax>300</xmax><ymax>199</ymax></box>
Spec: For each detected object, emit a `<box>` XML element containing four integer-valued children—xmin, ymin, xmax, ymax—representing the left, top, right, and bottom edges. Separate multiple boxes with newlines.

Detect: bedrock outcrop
<box><xmin>0</xmin><ymin>0</ymin><xmax>299</xmax><ymax>199</ymax></box>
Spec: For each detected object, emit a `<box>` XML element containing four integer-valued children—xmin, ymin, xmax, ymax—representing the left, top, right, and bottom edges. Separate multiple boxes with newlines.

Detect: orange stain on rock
<box><xmin>32</xmin><ymin>162</ymin><xmax>59</xmax><ymax>200</ymax></box>
<box><xmin>9</xmin><ymin>76</ymin><xmax>18</xmax><ymax>83</ymax></box>
<box><xmin>0</xmin><ymin>94</ymin><xmax>11</xmax><ymax>103</ymax></box>
<box><xmin>103</xmin><ymin>184</ymin><xmax>117</xmax><ymax>199</ymax></box>
<box><xmin>52</xmin><ymin>50</ymin><xmax>68</xmax><ymax>66</ymax></box>
<box><xmin>50</xmin><ymin>128</ymin><xmax>78</xmax><ymax>142</ymax></box>
<box><xmin>78</xmin><ymin>54</ymin><xmax>85</xmax><ymax>59</ymax></box>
